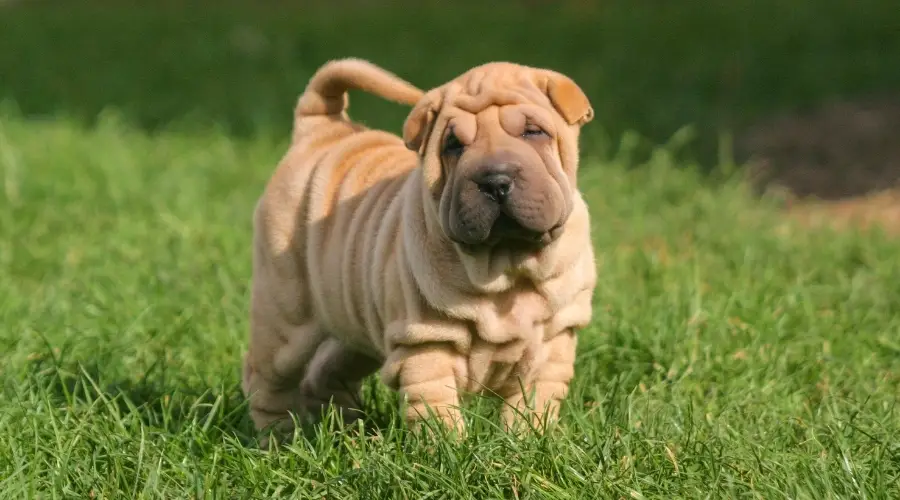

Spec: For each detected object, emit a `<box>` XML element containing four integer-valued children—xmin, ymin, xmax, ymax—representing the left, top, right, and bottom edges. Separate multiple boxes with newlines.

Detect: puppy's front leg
<box><xmin>500</xmin><ymin>329</ymin><xmax>577</xmax><ymax>432</ymax></box>
<box><xmin>383</xmin><ymin>343</ymin><xmax>465</xmax><ymax>435</ymax></box>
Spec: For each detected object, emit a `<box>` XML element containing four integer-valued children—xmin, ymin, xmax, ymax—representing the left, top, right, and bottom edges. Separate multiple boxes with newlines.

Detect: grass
<box><xmin>3</xmin><ymin>112</ymin><xmax>899</xmax><ymax>498</ymax></box>
<box><xmin>2</xmin><ymin>1</ymin><xmax>900</xmax><ymax>498</ymax></box>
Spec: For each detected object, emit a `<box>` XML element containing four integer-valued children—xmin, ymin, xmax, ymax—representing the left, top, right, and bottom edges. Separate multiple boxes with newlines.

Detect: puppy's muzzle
<box><xmin>454</xmin><ymin>163</ymin><xmax>564</xmax><ymax>249</ymax></box>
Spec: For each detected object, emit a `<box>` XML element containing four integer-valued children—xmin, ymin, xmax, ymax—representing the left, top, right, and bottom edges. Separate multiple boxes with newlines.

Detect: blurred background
<box><xmin>2</xmin><ymin>0</ymin><xmax>899</xmax><ymax>205</ymax></box>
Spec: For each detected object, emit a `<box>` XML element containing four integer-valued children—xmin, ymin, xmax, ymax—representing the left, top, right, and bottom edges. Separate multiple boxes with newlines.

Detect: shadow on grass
<box><xmin>21</xmin><ymin>349</ymin><xmax>405</xmax><ymax>449</ymax></box>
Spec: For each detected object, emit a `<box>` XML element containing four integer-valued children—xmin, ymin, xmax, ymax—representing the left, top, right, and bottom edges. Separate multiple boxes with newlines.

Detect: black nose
<box><xmin>475</xmin><ymin>172</ymin><xmax>514</xmax><ymax>203</ymax></box>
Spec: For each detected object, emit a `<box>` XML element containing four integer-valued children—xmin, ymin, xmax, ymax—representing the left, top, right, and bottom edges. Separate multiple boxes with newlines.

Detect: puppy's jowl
<box><xmin>242</xmin><ymin>59</ymin><xmax>596</xmax><ymax>440</ymax></box>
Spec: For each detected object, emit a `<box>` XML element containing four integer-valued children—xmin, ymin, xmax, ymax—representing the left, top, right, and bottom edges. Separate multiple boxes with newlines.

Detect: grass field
<box><xmin>2</xmin><ymin>1</ymin><xmax>900</xmax><ymax>498</ymax></box>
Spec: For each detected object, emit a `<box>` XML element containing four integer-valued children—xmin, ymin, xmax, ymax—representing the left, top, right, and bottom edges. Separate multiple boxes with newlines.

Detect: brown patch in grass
<box><xmin>787</xmin><ymin>189</ymin><xmax>900</xmax><ymax>235</ymax></box>
<box><xmin>737</xmin><ymin>95</ymin><xmax>900</xmax><ymax>234</ymax></box>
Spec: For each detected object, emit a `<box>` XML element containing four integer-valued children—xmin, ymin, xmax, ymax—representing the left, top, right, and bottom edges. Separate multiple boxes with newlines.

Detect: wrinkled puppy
<box><xmin>242</xmin><ymin>58</ymin><xmax>596</xmax><ymax>439</ymax></box>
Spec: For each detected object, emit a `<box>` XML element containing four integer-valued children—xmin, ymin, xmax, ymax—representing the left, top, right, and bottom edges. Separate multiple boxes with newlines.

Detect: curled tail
<box><xmin>296</xmin><ymin>58</ymin><xmax>424</xmax><ymax>117</ymax></box>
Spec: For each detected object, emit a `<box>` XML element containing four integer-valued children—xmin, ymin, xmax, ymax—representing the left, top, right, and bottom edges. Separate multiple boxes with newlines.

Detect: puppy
<box><xmin>242</xmin><ymin>58</ymin><xmax>596</xmax><ymax>439</ymax></box>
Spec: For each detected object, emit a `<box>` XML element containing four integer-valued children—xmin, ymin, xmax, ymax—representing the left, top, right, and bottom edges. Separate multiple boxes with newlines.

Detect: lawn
<box><xmin>2</xmin><ymin>1</ymin><xmax>900</xmax><ymax>498</ymax></box>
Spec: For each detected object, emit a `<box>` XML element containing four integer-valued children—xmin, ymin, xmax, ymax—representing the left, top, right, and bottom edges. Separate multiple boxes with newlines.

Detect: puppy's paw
<box><xmin>406</xmin><ymin>404</ymin><xmax>467</xmax><ymax>440</ymax></box>
<box><xmin>254</xmin><ymin>416</ymin><xmax>300</xmax><ymax>451</ymax></box>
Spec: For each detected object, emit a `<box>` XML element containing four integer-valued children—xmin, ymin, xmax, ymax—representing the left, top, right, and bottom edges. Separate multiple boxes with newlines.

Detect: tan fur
<box><xmin>242</xmin><ymin>58</ymin><xmax>596</xmax><ymax>439</ymax></box>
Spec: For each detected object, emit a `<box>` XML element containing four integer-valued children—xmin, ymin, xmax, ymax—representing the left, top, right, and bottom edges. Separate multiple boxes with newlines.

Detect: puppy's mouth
<box><xmin>451</xmin><ymin>215</ymin><xmax>565</xmax><ymax>254</ymax></box>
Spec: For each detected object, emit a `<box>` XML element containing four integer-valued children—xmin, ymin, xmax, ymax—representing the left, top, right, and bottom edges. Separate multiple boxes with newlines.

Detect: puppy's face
<box><xmin>403</xmin><ymin>63</ymin><xmax>593</xmax><ymax>252</ymax></box>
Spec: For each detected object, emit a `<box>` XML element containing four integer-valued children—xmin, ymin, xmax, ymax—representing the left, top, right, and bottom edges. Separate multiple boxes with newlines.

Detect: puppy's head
<box><xmin>403</xmin><ymin>62</ymin><xmax>593</xmax><ymax>252</ymax></box>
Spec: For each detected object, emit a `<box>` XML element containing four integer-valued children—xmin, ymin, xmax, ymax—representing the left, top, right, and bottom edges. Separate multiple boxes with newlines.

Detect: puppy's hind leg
<box><xmin>299</xmin><ymin>338</ymin><xmax>382</xmax><ymax>426</ymax></box>
<box><xmin>243</xmin><ymin>197</ymin><xmax>325</xmax><ymax>446</ymax></box>
<box><xmin>243</xmin><ymin>318</ymin><xmax>327</xmax><ymax>444</ymax></box>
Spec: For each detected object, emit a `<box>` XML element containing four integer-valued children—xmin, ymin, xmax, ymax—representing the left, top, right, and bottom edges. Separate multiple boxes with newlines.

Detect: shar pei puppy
<box><xmin>242</xmin><ymin>58</ymin><xmax>596</xmax><ymax>440</ymax></box>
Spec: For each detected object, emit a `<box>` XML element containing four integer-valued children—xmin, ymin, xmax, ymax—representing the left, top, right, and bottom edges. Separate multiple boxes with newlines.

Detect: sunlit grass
<box><xmin>1</xmin><ymin>113</ymin><xmax>898</xmax><ymax>497</ymax></box>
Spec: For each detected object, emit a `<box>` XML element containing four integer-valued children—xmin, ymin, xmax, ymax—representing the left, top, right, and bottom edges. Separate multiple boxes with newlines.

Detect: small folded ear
<box><xmin>545</xmin><ymin>72</ymin><xmax>594</xmax><ymax>126</ymax></box>
<box><xmin>402</xmin><ymin>91</ymin><xmax>441</xmax><ymax>152</ymax></box>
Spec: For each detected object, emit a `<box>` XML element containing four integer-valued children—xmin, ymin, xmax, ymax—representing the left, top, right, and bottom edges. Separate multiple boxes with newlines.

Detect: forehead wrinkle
<box><xmin>514</xmin><ymin>73</ymin><xmax>553</xmax><ymax>108</ymax></box>
<box><xmin>442</xmin><ymin>81</ymin><xmax>462</xmax><ymax>102</ymax></box>
<box><xmin>465</xmin><ymin>70</ymin><xmax>487</xmax><ymax>95</ymax></box>
<box><xmin>453</xmin><ymin>91</ymin><xmax>528</xmax><ymax>114</ymax></box>
<box><xmin>516</xmin><ymin>85</ymin><xmax>552</xmax><ymax>109</ymax></box>
<box><xmin>474</xmin><ymin>107</ymin><xmax>502</xmax><ymax>149</ymax></box>
<box><xmin>447</xmin><ymin>69</ymin><xmax>553</xmax><ymax>115</ymax></box>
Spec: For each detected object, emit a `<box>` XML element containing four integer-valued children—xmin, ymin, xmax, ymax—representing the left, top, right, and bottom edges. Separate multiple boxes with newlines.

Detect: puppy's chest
<box><xmin>460</xmin><ymin>286</ymin><xmax>560</xmax><ymax>392</ymax></box>
<box><xmin>475</xmin><ymin>286</ymin><xmax>554</xmax><ymax>343</ymax></box>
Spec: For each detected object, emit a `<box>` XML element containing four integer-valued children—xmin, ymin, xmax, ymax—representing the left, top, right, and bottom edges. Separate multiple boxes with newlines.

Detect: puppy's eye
<box><xmin>443</xmin><ymin>133</ymin><xmax>465</xmax><ymax>156</ymax></box>
<box><xmin>522</xmin><ymin>126</ymin><xmax>549</xmax><ymax>138</ymax></box>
